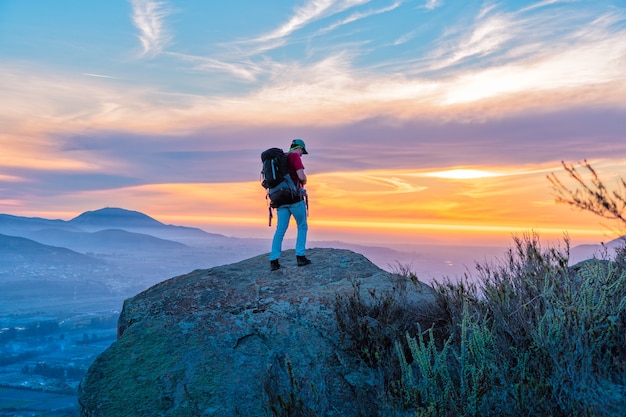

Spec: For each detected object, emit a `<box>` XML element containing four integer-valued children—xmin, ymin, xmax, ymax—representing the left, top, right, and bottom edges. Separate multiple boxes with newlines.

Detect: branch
<box><xmin>547</xmin><ymin>160</ymin><xmax>626</xmax><ymax>225</ymax></box>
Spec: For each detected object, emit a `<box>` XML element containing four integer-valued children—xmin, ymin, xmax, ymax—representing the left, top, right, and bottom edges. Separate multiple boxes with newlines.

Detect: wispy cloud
<box><xmin>519</xmin><ymin>0</ymin><xmax>575</xmax><ymax>14</ymax></box>
<box><xmin>394</xmin><ymin>30</ymin><xmax>417</xmax><ymax>46</ymax></box>
<box><xmin>417</xmin><ymin>0</ymin><xmax>626</xmax><ymax>91</ymax></box>
<box><xmin>166</xmin><ymin>52</ymin><xmax>264</xmax><ymax>82</ymax></box>
<box><xmin>242</xmin><ymin>0</ymin><xmax>371</xmax><ymax>50</ymax></box>
<box><xmin>428</xmin><ymin>6</ymin><xmax>516</xmax><ymax>70</ymax></box>
<box><xmin>253</xmin><ymin>0</ymin><xmax>338</xmax><ymax>44</ymax></box>
<box><xmin>424</xmin><ymin>0</ymin><xmax>442</xmax><ymax>10</ymax></box>
<box><xmin>0</xmin><ymin>174</ymin><xmax>26</xmax><ymax>182</ymax></box>
<box><xmin>440</xmin><ymin>11</ymin><xmax>626</xmax><ymax>105</ymax></box>
<box><xmin>130</xmin><ymin>0</ymin><xmax>172</xmax><ymax>58</ymax></box>
<box><xmin>318</xmin><ymin>1</ymin><xmax>403</xmax><ymax>34</ymax></box>
<box><xmin>82</xmin><ymin>73</ymin><xmax>118</xmax><ymax>79</ymax></box>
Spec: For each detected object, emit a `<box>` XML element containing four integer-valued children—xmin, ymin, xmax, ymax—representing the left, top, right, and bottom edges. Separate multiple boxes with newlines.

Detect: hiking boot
<box><xmin>270</xmin><ymin>259</ymin><xmax>281</xmax><ymax>271</ymax></box>
<box><xmin>296</xmin><ymin>256</ymin><xmax>312</xmax><ymax>267</ymax></box>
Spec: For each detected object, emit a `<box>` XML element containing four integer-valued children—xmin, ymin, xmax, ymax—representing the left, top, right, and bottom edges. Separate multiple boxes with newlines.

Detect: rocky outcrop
<box><xmin>78</xmin><ymin>248</ymin><xmax>436</xmax><ymax>416</ymax></box>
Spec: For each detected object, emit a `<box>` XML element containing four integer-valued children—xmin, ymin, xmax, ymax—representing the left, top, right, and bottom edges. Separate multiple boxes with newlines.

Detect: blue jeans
<box><xmin>270</xmin><ymin>199</ymin><xmax>308</xmax><ymax>260</ymax></box>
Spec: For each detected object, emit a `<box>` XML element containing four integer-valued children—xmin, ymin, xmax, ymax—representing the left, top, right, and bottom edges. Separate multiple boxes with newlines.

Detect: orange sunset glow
<box><xmin>11</xmin><ymin>161</ymin><xmax>619</xmax><ymax>249</ymax></box>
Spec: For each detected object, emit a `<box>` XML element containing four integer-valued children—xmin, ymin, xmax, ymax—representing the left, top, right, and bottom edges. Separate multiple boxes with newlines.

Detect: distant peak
<box><xmin>70</xmin><ymin>207</ymin><xmax>164</xmax><ymax>227</ymax></box>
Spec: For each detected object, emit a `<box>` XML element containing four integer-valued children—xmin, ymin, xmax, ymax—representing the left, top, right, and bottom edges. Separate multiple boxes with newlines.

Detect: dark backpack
<box><xmin>261</xmin><ymin>148</ymin><xmax>288</xmax><ymax>189</ymax></box>
<box><xmin>261</xmin><ymin>148</ymin><xmax>301</xmax><ymax>224</ymax></box>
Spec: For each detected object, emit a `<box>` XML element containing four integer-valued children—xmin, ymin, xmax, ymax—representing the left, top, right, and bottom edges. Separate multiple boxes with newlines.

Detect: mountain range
<box><xmin>0</xmin><ymin>208</ymin><xmax>266</xmax><ymax>303</ymax></box>
<box><xmin>1</xmin><ymin>207</ymin><xmax>430</xmax><ymax>270</ymax></box>
<box><xmin>0</xmin><ymin>207</ymin><xmax>224</xmax><ymax>245</ymax></box>
<box><xmin>0</xmin><ymin>206</ymin><xmax>621</xmax><ymax>287</ymax></box>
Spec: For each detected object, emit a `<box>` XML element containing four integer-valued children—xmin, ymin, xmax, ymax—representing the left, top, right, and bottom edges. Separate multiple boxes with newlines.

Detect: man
<box><xmin>269</xmin><ymin>138</ymin><xmax>311</xmax><ymax>271</ymax></box>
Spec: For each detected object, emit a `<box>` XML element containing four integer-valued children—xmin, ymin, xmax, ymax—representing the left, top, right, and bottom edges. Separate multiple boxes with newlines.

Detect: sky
<box><xmin>1</xmin><ymin>0</ymin><xmax>626</xmax><ymax>249</ymax></box>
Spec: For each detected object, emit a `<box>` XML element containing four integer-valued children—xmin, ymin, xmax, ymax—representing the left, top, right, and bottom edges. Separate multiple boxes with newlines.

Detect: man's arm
<box><xmin>296</xmin><ymin>169</ymin><xmax>307</xmax><ymax>185</ymax></box>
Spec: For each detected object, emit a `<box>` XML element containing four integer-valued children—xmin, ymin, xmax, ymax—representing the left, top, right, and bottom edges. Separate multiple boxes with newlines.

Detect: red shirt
<box><xmin>287</xmin><ymin>152</ymin><xmax>305</xmax><ymax>187</ymax></box>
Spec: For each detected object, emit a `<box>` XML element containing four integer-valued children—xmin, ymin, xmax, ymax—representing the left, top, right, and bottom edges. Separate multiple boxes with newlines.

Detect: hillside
<box><xmin>0</xmin><ymin>213</ymin><xmax>79</xmax><ymax>235</ymax></box>
<box><xmin>26</xmin><ymin>228</ymin><xmax>188</xmax><ymax>253</ymax></box>
<box><xmin>0</xmin><ymin>233</ymin><xmax>103</xmax><ymax>267</ymax></box>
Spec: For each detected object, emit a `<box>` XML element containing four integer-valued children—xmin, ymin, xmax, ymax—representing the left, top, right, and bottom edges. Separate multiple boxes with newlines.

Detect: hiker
<box><xmin>269</xmin><ymin>139</ymin><xmax>311</xmax><ymax>271</ymax></box>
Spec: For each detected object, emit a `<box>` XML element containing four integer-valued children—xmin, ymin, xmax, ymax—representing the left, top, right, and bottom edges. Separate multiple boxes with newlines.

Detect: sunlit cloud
<box><xmin>0</xmin><ymin>199</ymin><xmax>25</xmax><ymax>208</ymax></box>
<box><xmin>130</xmin><ymin>0</ymin><xmax>172</xmax><ymax>57</ymax></box>
<box><xmin>319</xmin><ymin>171</ymin><xmax>428</xmax><ymax>194</ymax></box>
<box><xmin>0</xmin><ymin>132</ymin><xmax>97</xmax><ymax>171</ymax></box>
<box><xmin>0</xmin><ymin>152</ymin><xmax>98</xmax><ymax>172</ymax></box>
<box><xmin>441</xmin><ymin>26</ymin><xmax>626</xmax><ymax>105</ymax></box>
<box><xmin>420</xmin><ymin>166</ymin><xmax>557</xmax><ymax>180</ymax></box>
<box><xmin>425</xmin><ymin>169</ymin><xmax>503</xmax><ymax>179</ymax></box>
<box><xmin>0</xmin><ymin>175</ymin><xmax>26</xmax><ymax>182</ymax></box>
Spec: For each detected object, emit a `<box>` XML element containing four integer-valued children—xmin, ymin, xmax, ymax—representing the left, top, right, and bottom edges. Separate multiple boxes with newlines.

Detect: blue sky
<box><xmin>1</xmin><ymin>0</ymin><xmax>626</xmax><ymax>246</ymax></box>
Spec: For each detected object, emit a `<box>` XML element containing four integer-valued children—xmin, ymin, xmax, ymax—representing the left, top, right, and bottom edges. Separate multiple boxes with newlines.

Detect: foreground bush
<box><xmin>335</xmin><ymin>234</ymin><xmax>626</xmax><ymax>416</ymax></box>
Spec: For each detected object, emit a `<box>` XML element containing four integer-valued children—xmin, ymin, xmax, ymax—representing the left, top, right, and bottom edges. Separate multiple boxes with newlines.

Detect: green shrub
<box><xmin>335</xmin><ymin>233</ymin><xmax>626</xmax><ymax>416</ymax></box>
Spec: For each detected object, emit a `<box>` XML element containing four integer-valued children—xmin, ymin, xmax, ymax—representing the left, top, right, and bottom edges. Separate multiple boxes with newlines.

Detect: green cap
<box><xmin>290</xmin><ymin>138</ymin><xmax>308</xmax><ymax>154</ymax></box>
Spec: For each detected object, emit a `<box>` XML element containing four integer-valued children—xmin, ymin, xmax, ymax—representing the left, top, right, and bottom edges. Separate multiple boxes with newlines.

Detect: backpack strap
<box><xmin>267</xmin><ymin>192</ymin><xmax>274</xmax><ymax>226</ymax></box>
<box><xmin>303</xmin><ymin>190</ymin><xmax>309</xmax><ymax>217</ymax></box>
<box><xmin>268</xmin><ymin>206</ymin><xmax>273</xmax><ymax>227</ymax></box>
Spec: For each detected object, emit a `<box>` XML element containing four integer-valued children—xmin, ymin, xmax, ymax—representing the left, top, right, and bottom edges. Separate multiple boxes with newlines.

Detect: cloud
<box><xmin>160</xmin><ymin>1</ymin><xmax>377</xmax><ymax>80</ymax></box>
<box><xmin>422</xmin><ymin>2</ymin><xmax>608</xmax><ymax>75</ymax></box>
<box><xmin>318</xmin><ymin>1</ymin><xmax>403</xmax><ymax>34</ymax></box>
<box><xmin>425</xmin><ymin>6</ymin><xmax>518</xmax><ymax>71</ymax></box>
<box><xmin>2</xmin><ymin>3</ymin><xmax>625</xmax><ymax>151</ymax></box>
<box><xmin>440</xmin><ymin>15</ymin><xmax>626</xmax><ymax>105</ymax></box>
<box><xmin>425</xmin><ymin>169</ymin><xmax>503</xmax><ymax>179</ymax></box>
<box><xmin>166</xmin><ymin>52</ymin><xmax>263</xmax><ymax>82</ymax></box>
<box><xmin>82</xmin><ymin>73</ymin><xmax>118</xmax><ymax>79</ymax></box>
<box><xmin>251</xmin><ymin>0</ymin><xmax>339</xmax><ymax>44</ymax></box>
<box><xmin>0</xmin><ymin>174</ymin><xmax>26</xmax><ymax>182</ymax></box>
<box><xmin>424</xmin><ymin>0</ymin><xmax>442</xmax><ymax>10</ymax></box>
<box><xmin>394</xmin><ymin>29</ymin><xmax>417</xmax><ymax>46</ymax></box>
<box><xmin>130</xmin><ymin>0</ymin><xmax>172</xmax><ymax>57</ymax></box>
<box><xmin>130</xmin><ymin>1</ymin><xmax>625</xmax><ymax>124</ymax></box>
<box><xmin>519</xmin><ymin>0</ymin><xmax>575</xmax><ymax>14</ymax></box>
<box><xmin>238</xmin><ymin>0</ymin><xmax>371</xmax><ymax>52</ymax></box>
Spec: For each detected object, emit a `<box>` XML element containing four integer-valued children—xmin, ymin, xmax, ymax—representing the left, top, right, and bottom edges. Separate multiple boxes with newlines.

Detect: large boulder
<box><xmin>78</xmin><ymin>248</ymin><xmax>436</xmax><ymax>416</ymax></box>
